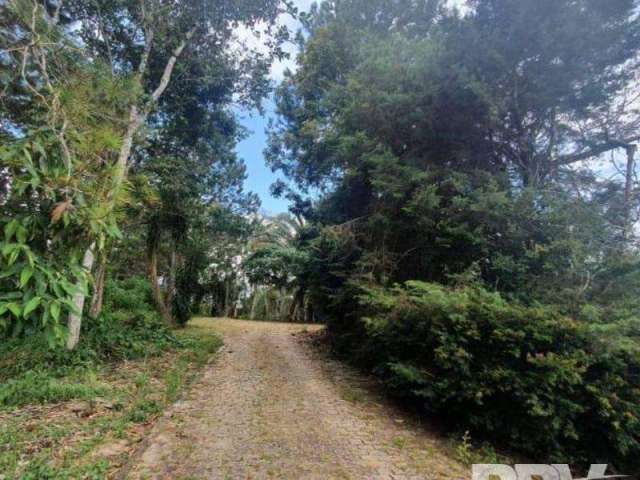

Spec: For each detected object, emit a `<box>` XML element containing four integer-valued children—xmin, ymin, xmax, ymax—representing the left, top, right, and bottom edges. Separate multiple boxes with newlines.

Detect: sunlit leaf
<box><xmin>23</xmin><ymin>296</ymin><xmax>41</xmax><ymax>317</ymax></box>
<box><xmin>20</xmin><ymin>267</ymin><xmax>33</xmax><ymax>287</ymax></box>
<box><xmin>6</xmin><ymin>303</ymin><xmax>21</xmax><ymax>317</ymax></box>
<box><xmin>3</xmin><ymin>219</ymin><xmax>19</xmax><ymax>241</ymax></box>
<box><xmin>50</xmin><ymin>301</ymin><xmax>61</xmax><ymax>321</ymax></box>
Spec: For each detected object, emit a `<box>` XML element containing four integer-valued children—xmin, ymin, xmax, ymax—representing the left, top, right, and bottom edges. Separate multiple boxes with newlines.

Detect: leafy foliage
<box><xmin>267</xmin><ymin>0</ymin><xmax>640</xmax><ymax>469</ymax></box>
<box><xmin>349</xmin><ymin>280</ymin><xmax>640</xmax><ymax>467</ymax></box>
<box><xmin>0</xmin><ymin>126</ymin><xmax>120</xmax><ymax>346</ymax></box>
<box><xmin>0</xmin><ymin>276</ymin><xmax>177</xmax><ymax>407</ymax></box>
<box><xmin>0</xmin><ymin>1</ymin><xmax>137</xmax><ymax>344</ymax></box>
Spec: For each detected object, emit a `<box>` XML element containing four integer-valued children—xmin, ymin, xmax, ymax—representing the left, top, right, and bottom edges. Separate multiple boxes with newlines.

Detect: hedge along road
<box><xmin>125</xmin><ymin>318</ymin><xmax>466</xmax><ymax>479</ymax></box>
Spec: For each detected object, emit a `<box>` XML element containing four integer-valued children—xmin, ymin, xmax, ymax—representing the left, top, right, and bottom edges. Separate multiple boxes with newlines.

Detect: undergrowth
<box><xmin>334</xmin><ymin>280</ymin><xmax>640</xmax><ymax>471</ymax></box>
<box><xmin>0</xmin><ymin>277</ymin><xmax>223</xmax><ymax>478</ymax></box>
<box><xmin>0</xmin><ymin>277</ymin><xmax>178</xmax><ymax>407</ymax></box>
<box><xmin>0</xmin><ymin>323</ymin><xmax>222</xmax><ymax>479</ymax></box>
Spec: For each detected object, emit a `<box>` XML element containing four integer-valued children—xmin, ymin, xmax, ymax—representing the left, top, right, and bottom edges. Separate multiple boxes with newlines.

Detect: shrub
<box><xmin>88</xmin><ymin>276</ymin><xmax>179</xmax><ymax>360</ymax></box>
<box><xmin>103</xmin><ymin>276</ymin><xmax>156</xmax><ymax>312</ymax></box>
<box><xmin>343</xmin><ymin>281</ymin><xmax>640</xmax><ymax>469</ymax></box>
<box><xmin>0</xmin><ymin>277</ymin><xmax>176</xmax><ymax>374</ymax></box>
<box><xmin>0</xmin><ymin>276</ymin><xmax>180</xmax><ymax>407</ymax></box>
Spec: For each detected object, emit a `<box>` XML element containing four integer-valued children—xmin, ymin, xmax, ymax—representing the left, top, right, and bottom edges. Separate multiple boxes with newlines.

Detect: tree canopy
<box><xmin>0</xmin><ymin>0</ymin><xmax>292</xmax><ymax>345</ymax></box>
<box><xmin>265</xmin><ymin>0</ymin><xmax>640</xmax><ymax>469</ymax></box>
<box><xmin>3</xmin><ymin>0</ymin><xmax>640</xmax><ymax>472</ymax></box>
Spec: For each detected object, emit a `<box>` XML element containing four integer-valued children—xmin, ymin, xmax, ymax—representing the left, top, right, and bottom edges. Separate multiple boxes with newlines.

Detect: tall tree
<box><xmin>267</xmin><ymin>0</ymin><xmax>640</xmax><ymax>306</ymax></box>
<box><xmin>1</xmin><ymin>0</ymin><xmax>293</xmax><ymax>348</ymax></box>
<box><xmin>60</xmin><ymin>0</ymin><xmax>291</xmax><ymax>347</ymax></box>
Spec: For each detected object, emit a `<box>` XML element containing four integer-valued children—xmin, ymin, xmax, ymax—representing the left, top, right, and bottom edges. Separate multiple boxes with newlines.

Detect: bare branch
<box><xmin>149</xmin><ymin>26</ymin><xmax>196</xmax><ymax>103</ymax></box>
<box><xmin>137</xmin><ymin>29</ymin><xmax>154</xmax><ymax>77</ymax></box>
<box><xmin>557</xmin><ymin>136</ymin><xmax>640</xmax><ymax>165</ymax></box>
<box><xmin>136</xmin><ymin>0</ymin><xmax>154</xmax><ymax>77</ymax></box>
<box><xmin>52</xmin><ymin>0</ymin><xmax>63</xmax><ymax>25</ymax></box>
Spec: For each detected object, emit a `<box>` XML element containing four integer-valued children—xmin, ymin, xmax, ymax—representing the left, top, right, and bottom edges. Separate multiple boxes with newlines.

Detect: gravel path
<box><xmin>126</xmin><ymin>318</ymin><xmax>466</xmax><ymax>480</ymax></box>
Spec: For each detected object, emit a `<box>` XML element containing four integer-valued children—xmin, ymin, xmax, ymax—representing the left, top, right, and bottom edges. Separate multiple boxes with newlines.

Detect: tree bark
<box><xmin>288</xmin><ymin>288</ymin><xmax>305</xmax><ymax>322</ymax></box>
<box><xmin>224</xmin><ymin>279</ymin><xmax>232</xmax><ymax>317</ymax></box>
<box><xmin>250</xmin><ymin>288</ymin><xmax>260</xmax><ymax>320</ymax></box>
<box><xmin>61</xmin><ymin>27</ymin><xmax>195</xmax><ymax>347</ymax></box>
<box><xmin>305</xmin><ymin>299</ymin><xmax>314</xmax><ymax>324</ymax></box>
<box><xmin>265</xmin><ymin>294</ymin><xmax>271</xmax><ymax>321</ymax></box>
<box><xmin>112</xmin><ymin>27</ymin><xmax>195</xmax><ymax>191</ymax></box>
<box><xmin>278</xmin><ymin>287</ymin><xmax>288</xmax><ymax>322</ymax></box>
<box><xmin>623</xmin><ymin>145</ymin><xmax>637</xmax><ymax>241</ymax></box>
<box><xmin>148</xmin><ymin>243</ymin><xmax>174</xmax><ymax>325</ymax></box>
<box><xmin>150</xmin><ymin>28</ymin><xmax>196</xmax><ymax>103</ymax></box>
<box><xmin>167</xmin><ymin>247</ymin><xmax>179</xmax><ymax>306</ymax></box>
<box><xmin>89</xmin><ymin>256</ymin><xmax>106</xmax><ymax>318</ymax></box>
<box><xmin>66</xmin><ymin>244</ymin><xmax>95</xmax><ymax>350</ymax></box>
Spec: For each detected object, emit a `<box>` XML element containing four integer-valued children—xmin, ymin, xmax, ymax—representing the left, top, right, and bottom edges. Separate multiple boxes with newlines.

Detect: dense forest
<box><xmin>2</xmin><ymin>0</ymin><xmax>640</xmax><ymax>475</ymax></box>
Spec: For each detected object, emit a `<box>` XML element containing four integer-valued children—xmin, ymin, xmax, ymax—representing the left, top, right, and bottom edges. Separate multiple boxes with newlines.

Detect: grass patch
<box><xmin>391</xmin><ymin>436</ymin><xmax>407</xmax><ymax>449</ymax></box>
<box><xmin>0</xmin><ymin>319</ymin><xmax>223</xmax><ymax>479</ymax></box>
<box><xmin>454</xmin><ymin>431</ymin><xmax>504</xmax><ymax>466</ymax></box>
<box><xmin>164</xmin><ymin>357</ymin><xmax>189</xmax><ymax>403</ymax></box>
<box><xmin>0</xmin><ymin>369</ymin><xmax>108</xmax><ymax>408</ymax></box>
<box><xmin>339</xmin><ymin>385</ymin><xmax>367</xmax><ymax>404</ymax></box>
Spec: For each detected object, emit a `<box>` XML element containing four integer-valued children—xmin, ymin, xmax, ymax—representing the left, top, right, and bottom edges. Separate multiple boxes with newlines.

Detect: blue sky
<box><xmin>235</xmin><ymin>0</ymin><xmax>315</xmax><ymax>215</ymax></box>
<box><xmin>236</xmin><ymin>102</ymin><xmax>289</xmax><ymax>215</ymax></box>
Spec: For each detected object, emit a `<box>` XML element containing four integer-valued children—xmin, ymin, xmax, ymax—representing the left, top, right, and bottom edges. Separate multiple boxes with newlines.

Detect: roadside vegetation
<box><xmin>0</xmin><ymin>278</ymin><xmax>221</xmax><ymax>479</ymax></box>
<box><xmin>2</xmin><ymin>0</ymin><xmax>640</xmax><ymax>476</ymax></box>
<box><xmin>259</xmin><ymin>0</ymin><xmax>640</xmax><ymax>472</ymax></box>
<box><xmin>0</xmin><ymin>1</ymin><xmax>286</xmax><ymax>476</ymax></box>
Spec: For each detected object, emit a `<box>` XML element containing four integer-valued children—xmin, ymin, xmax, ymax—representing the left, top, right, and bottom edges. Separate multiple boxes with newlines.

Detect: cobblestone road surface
<box><xmin>127</xmin><ymin>318</ymin><xmax>466</xmax><ymax>480</ymax></box>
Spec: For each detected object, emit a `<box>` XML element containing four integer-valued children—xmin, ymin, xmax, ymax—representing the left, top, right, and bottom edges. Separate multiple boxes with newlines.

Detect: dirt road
<box><xmin>126</xmin><ymin>318</ymin><xmax>465</xmax><ymax>479</ymax></box>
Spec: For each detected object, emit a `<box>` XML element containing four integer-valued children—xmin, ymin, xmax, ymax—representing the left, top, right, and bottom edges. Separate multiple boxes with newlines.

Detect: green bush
<box><xmin>343</xmin><ymin>281</ymin><xmax>640</xmax><ymax>469</ymax></box>
<box><xmin>103</xmin><ymin>276</ymin><xmax>157</xmax><ymax>310</ymax></box>
<box><xmin>85</xmin><ymin>276</ymin><xmax>178</xmax><ymax>360</ymax></box>
<box><xmin>0</xmin><ymin>277</ymin><xmax>176</xmax><ymax>374</ymax></box>
<box><xmin>0</xmin><ymin>276</ymin><xmax>179</xmax><ymax>407</ymax></box>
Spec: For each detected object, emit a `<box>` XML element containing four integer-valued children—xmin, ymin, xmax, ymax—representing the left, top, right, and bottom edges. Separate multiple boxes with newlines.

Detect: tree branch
<box><xmin>136</xmin><ymin>0</ymin><xmax>154</xmax><ymax>77</ymax></box>
<box><xmin>137</xmin><ymin>28</ymin><xmax>154</xmax><ymax>77</ymax></box>
<box><xmin>52</xmin><ymin>0</ymin><xmax>63</xmax><ymax>25</ymax></box>
<box><xmin>149</xmin><ymin>26</ymin><xmax>196</xmax><ymax>104</ymax></box>
<box><xmin>557</xmin><ymin>136</ymin><xmax>640</xmax><ymax>165</ymax></box>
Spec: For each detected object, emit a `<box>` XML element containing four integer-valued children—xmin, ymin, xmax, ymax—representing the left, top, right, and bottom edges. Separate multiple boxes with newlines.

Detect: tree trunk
<box><xmin>265</xmin><ymin>294</ymin><xmax>271</xmax><ymax>321</ymax></box>
<box><xmin>66</xmin><ymin>244</ymin><xmax>95</xmax><ymax>350</ymax></box>
<box><xmin>89</xmin><ymin>256</ymin><xmax>106</xmax><ymax>318</ymax></box>
<box><xmin>66</xmin><ymin>70</ymin><xmax>144</xmax><ymax>351</ymax></box>
<box><xmin>305</xmin><ymin>299</ymin><xmax>314</xmax><ymax>324</ymax></box>
<box><xmin>289</xmin><ymin>300</ymin><xmax>299</xmax><ymax>323</ymax></box>
<box><xmin>111</xmin><ymin>29</ymin><xmax>195</xmax><ymax>192</ymax></box>
<box><xmin>277</xmin><ymin>288</ymin><xmax>286</xmax><ymax>321</ymax></box>
<box><xmin>167</xmin><ymin>247</ymin><xmax>177</xmax><ymax>306</ymax></box>
<box><xmin>148</xmin><ymin>243</ymin><xmax>174</xmax><ymax>325</ymax></box>
<box><xmin>64</xmin><ymin>29</ymin><xmax>194</xmax><ymax>346</ymax></box>
<box><xmin>623</xmin><ymin>145</ymin><xmax>637</xmax><ymax>241</ymax></box>
<box><xmin>250</xmin><ymin>288</ymin><xmax>260</xmax><ymax>320</ymax></box>
<box><xmin>288</xmin><ymin>288</ymin><xmax>305</xmax><ymax>322</ymax></box>
<box><xmin>224</xmin><ymin>280</ymin><xmax>229</xmax><ymax>317</ymax></box>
